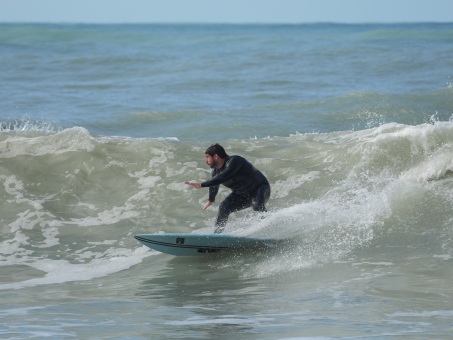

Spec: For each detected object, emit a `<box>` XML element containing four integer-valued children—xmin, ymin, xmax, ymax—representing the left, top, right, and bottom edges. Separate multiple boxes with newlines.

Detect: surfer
<box><xmin>185</xmin><ymin>143</ymin><xmax>271</xmax><ymax>233</ymax></box>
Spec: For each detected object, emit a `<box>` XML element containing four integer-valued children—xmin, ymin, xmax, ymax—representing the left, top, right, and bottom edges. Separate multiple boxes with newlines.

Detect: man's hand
<box><xmin>185</xmin><ymin>182</ymin><xmax>213</xmax><ymax>209</ymax></box>
<box><xmin>184</xmin><ymin>181</ymin><xmax>202</xmax><ymax>188</ymax></box>
<box><xmin>203</xmin><ymin>201</ymin><xmax>213</xmax><ymax>210</ymax></box>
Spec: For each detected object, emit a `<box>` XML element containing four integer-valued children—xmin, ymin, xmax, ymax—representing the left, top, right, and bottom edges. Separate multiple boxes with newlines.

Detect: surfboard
<box><xmin>134</xmin><ymin>233</ymin><xmax>281</xmax><ymax>256</ymax></box>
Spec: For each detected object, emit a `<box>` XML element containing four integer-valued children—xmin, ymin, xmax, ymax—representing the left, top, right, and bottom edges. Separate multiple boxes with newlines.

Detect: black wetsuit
<box><xmin>201</xmin><ymin>155</ymin><xmax>270</xmax><ymax>233</ymax></box>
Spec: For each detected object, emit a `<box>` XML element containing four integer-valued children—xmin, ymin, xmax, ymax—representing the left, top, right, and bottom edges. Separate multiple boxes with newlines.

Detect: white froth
<box><xmin>0</xmin><ymin>246</ymin><xmax>152</xmax><ymax>290</ymax></box>
<box><xmin>0</xmin><ymin>127</ymin><xmax>94</xmax><ymax>158</ymax></box>
<box><xmin>272</xmin><ymin>171</ymin><xmax>320</xmax><ymax>199</ymax></box>
<box><xmin>401</xmin><ymin>151</ymin><xmax>453</xmax><ymax>183</ymax></box>
<box><xmin>67</xmin><ymin>205</ymin><xmax>140</xmax><ymax>227</ymax></box>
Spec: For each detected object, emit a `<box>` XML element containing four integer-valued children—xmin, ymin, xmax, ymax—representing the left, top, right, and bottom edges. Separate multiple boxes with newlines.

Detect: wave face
<box><xmin>1</xmin><ymin>122</ymin><xmax>452</xmax><ymax>288</ymax></box>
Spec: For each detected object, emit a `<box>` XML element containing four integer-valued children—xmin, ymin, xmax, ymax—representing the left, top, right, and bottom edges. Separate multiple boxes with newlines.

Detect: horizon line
<box><xmin>1</xmin><ymin>21</ymin><xmax>452</xmax><ymax>25</ymax></box>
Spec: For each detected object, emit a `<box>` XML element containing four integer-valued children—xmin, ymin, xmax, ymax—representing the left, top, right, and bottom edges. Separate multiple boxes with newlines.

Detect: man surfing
<box><xmin>185</xmin><ymin>143</ymin><xmax>271</xmax><ymax>233</ymax></box>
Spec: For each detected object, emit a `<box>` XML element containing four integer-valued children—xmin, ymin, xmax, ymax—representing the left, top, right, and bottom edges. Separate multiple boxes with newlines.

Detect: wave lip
<box><xmin>0</xmin><ymin>118</ymin><xmax>59</xmax><ymax>133</ymax></box>
<box><xmin>0</xmin><ymin>127</ymin><xmax>94</xmax><ymax>158</ymax></box>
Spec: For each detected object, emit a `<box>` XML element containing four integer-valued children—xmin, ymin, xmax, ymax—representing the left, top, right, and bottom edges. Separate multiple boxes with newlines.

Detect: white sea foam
<box><xmin>0</xmin><ymin>246</ymin><xmax>152</xmax><ymax>290</ymax></box>
<box><xmin>0</xmin><ymin>127</ymin><xmax>94</xmax><ymax>158</ymax></box>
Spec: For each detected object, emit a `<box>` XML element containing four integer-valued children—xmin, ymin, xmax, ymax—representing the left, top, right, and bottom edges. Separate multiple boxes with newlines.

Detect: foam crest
<box><xmin>0</xmin><ymin>127</ymin><xmax>94</xmax><ymax>158</ymax></box>
<box><xmin>0</xmin><ymin>119</ymin><xmax>58</xmax><ymax>133</ymax></box>
<box><xmin>401</xmin><ymin>151</ymin><xmax>453</xmax><ymax>183</ymax></box>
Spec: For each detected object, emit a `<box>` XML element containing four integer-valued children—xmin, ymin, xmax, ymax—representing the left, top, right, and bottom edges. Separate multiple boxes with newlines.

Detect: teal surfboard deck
<box><xmin>134</xmin><ymin>233</ymin><xmax>281</xmax><ymax>256</ymax></box>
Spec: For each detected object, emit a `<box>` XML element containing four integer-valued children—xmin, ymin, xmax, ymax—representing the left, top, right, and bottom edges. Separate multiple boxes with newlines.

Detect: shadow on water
<box><xmin>135</xmin><ymin>238</ymin><xmax>297</xmax><ymax>292</ymax></box>
<box><xmin>136</xmin><ymin>249</ymin><xmax>272</xmax><ymax>301</ymax></box>
<box><xmin>134</xmin><ymin>251</ymin><xmax>282</xmax><ymax>339</ymax></box>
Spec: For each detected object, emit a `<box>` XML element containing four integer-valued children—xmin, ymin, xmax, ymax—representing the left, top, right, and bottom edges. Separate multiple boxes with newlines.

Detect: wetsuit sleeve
<box><xmin>202</xmin><ymin>168</ymin><xmax>222</xmax><ymax>202</ymax></box>
<box><xmin>208</xmin><ymin>185</ymin><xmax>219</xmax><ymax>202</ymax></box>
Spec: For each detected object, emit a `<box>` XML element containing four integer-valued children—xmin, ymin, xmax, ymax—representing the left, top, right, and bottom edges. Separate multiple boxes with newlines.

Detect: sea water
<box><xmin>1</xmin><ymin>23</ymin><xmax>453</xmax><ymax>339</ymax></box>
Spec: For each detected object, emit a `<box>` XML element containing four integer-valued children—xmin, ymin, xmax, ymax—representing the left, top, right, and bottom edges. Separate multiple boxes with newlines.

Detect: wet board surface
<box><xmin>134</xmin><ymin>233</ymin><xmax>282</xmax><ymax>256</ymax></box>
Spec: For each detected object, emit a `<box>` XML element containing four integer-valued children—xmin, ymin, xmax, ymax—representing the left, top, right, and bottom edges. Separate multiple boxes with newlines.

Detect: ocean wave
<box><xmin>1</xmin><ymin>121</ymin><xmax>452</xmax><ymax>287</ymax></box>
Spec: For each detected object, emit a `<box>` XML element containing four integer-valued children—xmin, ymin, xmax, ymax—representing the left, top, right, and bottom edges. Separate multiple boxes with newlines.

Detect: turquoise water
<box><xmin>1</xmin><ymin>23</ymin><xmax>453</xmax><ymax>338</ymax></box>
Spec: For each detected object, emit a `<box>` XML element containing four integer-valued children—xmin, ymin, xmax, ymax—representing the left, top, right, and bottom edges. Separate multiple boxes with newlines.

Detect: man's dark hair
<box><xmin>205</xmin><ymin>143</ymin><xmax>228</xmax><ymax>158</ymax></box>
